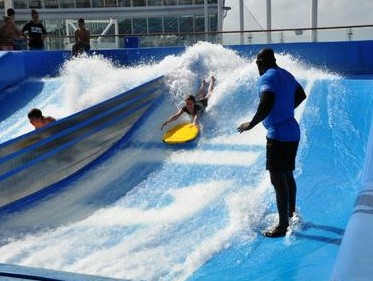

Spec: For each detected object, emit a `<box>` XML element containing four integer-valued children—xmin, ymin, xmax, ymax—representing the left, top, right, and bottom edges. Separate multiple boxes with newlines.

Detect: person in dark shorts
<box><xmin>237</xmin><ymin>48</ymin><xmax>306</xmax><ymax>238</ymax></box>
<box><xmin>161</xmin><ymin>76</ymin><xmax>216</xmax><ymax>130</ymax></box>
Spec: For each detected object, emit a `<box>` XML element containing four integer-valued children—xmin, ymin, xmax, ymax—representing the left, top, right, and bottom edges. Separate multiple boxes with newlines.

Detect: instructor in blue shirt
<box><xmin>238</xmin><ymin>48</ymin><xmax>306</xmax><ymax>238</ymax></box>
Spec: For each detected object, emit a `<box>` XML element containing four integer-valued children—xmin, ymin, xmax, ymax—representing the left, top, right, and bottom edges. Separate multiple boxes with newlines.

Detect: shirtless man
<box><xmin>0</xmin><ymin>16</ymin><xmax>14</xmax><ymax>50</ymax></box>
<box><xmin>6</xmin><ymin>8</ymin><xmax>25</xmax><ymax>50</ymax></box>
<box><xmin>28</xmin><ymin>108</ymin><xmax>56</xmax><ymax>129</ymax></box>
<box><xmin>72</xmin><ymin>18</ymin><xmax>90</xmax><ymax>56</ymax></box>
<box><xmin>161</xmin><ymin>76</ymin><xmax>216</xmax><ymax>130</ymax></box>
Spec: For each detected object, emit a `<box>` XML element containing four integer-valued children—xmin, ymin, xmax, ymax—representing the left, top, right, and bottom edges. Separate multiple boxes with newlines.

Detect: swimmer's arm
<box><xmin>161</xmin><ymin>109</ymin><xmax>183</xmax><ymax>130</ymax></box>
<box><xmin>192</xmin><ymin>112</ymin><xmax>201</xmax><ymax>129</ymax></box>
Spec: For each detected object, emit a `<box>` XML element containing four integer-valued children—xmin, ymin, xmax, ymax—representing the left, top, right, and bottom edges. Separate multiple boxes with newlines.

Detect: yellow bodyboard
<box><xmin>162</xmin><ymin>122</ymin><xmax>199</xmax><ymax>144</ymax></box>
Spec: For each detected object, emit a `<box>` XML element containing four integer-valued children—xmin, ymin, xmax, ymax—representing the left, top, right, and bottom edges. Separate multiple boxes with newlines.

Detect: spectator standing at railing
<box><xmin>22</xmin><ymin>9</ymin><xmax>47</xmax><ymax>50</ymax></box>
<box><xmin>0</xmin><ymin>16</ymin><xmax>14</xmax><ymax>50</ymax></box>
<box><xmin>72</xmin><ymin>18</ymin><xmax>90</xmax><ymax>56</ymax></box>
<box><xmin>6</xmin><ymin>8</ymin><xmax>27</xmax><ymax>50</ymax></box>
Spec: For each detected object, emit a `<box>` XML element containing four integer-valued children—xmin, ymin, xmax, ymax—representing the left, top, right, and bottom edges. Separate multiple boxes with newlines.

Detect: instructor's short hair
<box><xmin>256</xmin><ymin>48</ymin><xmax>276</xmax><ymax>63</ymax></box>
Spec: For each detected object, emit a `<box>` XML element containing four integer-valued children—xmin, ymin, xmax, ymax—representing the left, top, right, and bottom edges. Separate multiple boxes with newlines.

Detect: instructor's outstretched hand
<box><xmin>237</xmin><ymin>122</ymin><xmax>253</xmax><ymax>133</ymax></box>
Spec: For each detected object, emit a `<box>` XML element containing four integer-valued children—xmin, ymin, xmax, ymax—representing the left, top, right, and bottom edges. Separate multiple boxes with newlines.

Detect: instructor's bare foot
<box><xmin>263</xmin><ymin>224</ymin><xmax>288</xmax><ymax>238</ymax></box>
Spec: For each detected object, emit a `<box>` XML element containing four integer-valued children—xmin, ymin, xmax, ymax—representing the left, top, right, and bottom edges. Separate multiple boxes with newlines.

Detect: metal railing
<box><xmin>14</xmin><ymin>24</ymin><xmax>373</xmax><ymax>51</ymax></box>
<box><xmin>6</xmin><ymin>0</ymin><xmax>218</xmax><ymax>9</ymax></box>
<box><xmin>222</xmin><ymin>24</ymin><xmax>373</xmax><ymax>45</ymax></box>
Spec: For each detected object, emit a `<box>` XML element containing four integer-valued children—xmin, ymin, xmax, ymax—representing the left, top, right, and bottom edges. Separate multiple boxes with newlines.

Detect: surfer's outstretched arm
<box><xmin>192</xmin><ymin>112</ymin><xmax>201</xmax><ymax>129</ymax></box>
<box><xmin>161</xmin><ymin>109</ymin><xmax>183</xmax><ymax>130</ymax></box>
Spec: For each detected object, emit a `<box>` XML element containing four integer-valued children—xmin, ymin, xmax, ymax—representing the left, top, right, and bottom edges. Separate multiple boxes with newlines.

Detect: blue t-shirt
<box><xmin>257</xmin><ymin>67</ymin><xmax>301</xmax><ymax>141</ymax></box>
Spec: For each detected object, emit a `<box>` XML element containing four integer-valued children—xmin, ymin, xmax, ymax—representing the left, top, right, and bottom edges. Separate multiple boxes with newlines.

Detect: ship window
<box><xmin>179</xmin><ymin>0</ymin><xmax>192</xmax><ymax>5</ymax></box>
<box><xmin>133</xmin><ymin>18</ymin><xmax>147</xmax><ymax>34</ymax></box>
<box><xmin>148</xmin><ymin>18</ymin><xmax>163</xmax><ymax>33</ymax></box>
<box><xmin>164</xmin><ymin>17</ymin><xmax>178</xmax><ymax>33</ymax></box>
<box><xmin>133</xmin><ymin>0</ymin><xmax>146</xmax><ymax>6</ymax></box>
<box><xmin>148</xmin><ymin>0</ymin><xmax>163</xmax><ymax>6</ymax></box>
<box><xmin>61</xmin><ymin>0</ymin><xmax>75</xmax><ymax>8</ymax></box>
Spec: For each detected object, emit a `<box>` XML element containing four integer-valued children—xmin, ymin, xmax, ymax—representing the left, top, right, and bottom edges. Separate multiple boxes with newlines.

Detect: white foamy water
<box><xmin>0</xmin><ymin>42</ymin><xmax>340</xmax><ymax>280</ymax></box>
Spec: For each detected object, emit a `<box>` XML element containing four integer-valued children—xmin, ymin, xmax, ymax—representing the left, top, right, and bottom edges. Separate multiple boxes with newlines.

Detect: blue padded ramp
<box><xmin>0</xmin><ymin>76</ymin><xmax>166</xmax><ymax>209</ymax></box>
<box><xmin>0</xmin><ymin>263</ymin><xmax>126</xmax><ymax>281</ymax></box>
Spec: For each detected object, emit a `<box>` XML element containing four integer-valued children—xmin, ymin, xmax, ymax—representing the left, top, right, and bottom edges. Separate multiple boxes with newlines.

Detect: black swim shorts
<box><xmin>266</xmin><ymin>137</ymin><xmax>299</xmax><ymax>172</ymax></box>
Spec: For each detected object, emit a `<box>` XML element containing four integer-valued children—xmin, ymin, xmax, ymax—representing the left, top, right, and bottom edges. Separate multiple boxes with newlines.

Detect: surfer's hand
<box><xmin>161</xmin><ymin>122</ymin><xmax>167</xmax><ymax>130</ymax></box>
<box><xmin>237</xmin><ymin>122</ymin><xmax>252</xmax><ymax>133</ymax></box>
